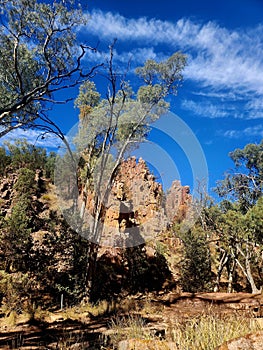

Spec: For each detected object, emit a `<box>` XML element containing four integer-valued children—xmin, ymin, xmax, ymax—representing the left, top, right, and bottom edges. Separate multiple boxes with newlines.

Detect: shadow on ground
<box><xmin>0</xmin><ymin>317</ymin><xmax>108</xmax><ymax>349</ymax></box>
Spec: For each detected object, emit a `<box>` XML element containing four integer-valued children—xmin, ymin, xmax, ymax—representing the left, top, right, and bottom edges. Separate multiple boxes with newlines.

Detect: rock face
<box><xmin>164</xmin><ymin>292</ymin><xmax>263</xmax><ymax>318</ymax></box>
<box><xmin>0</xmin><ymin>173</ymin><xmax>17</xmax><ymax>216</ymax></box>
<box><xmin>165</xmin><ymin>180</ymin><xmax>191</xmax><ymax>223</ymax></box>
<box><xmin>101</xmin><ymin>157</ymin><xmax>167</xmax><ymax>247</ymax></box>
<box><xmin>94</xmin><ymin>157</ymin><xmax>191</xmax><ymax>247</ymax></box>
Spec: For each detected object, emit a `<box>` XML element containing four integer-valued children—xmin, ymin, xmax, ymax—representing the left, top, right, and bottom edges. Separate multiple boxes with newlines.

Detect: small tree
<box><xmin>1</xmin><ymin>168</ymin><xmax>36</xmax><ymax>272</ymax></box>
<box><xmin>179</xmin><ymin>226</ymin><xmax>212</xmax><ymax>293</ymax></box>
<box><xmin>2</xmin><ymin>194</ymin><xmax>33</xmax><ymax>272</ymax></box>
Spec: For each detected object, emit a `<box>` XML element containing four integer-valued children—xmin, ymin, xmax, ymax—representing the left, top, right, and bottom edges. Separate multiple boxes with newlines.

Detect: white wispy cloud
<box><xmin>0</xmin><ymin>128</ymin><xmax>61</xmax><ymax>149</ymax></box>
<box><xmin>244</xmin><ymin>98</ymin><xmax>263</xmax><ymax>119</ymax></box>
<box><xmin>181</xmin><ymin>99</ymin><xmax>235</xmax><ymax>119</ymax></box>
<box><xmin>191</xmin><ymin>90</ymin><xmax>244</xmax><ymax>101</ymax></box>
<box><xmin>223</xmin><ymin>125</ymin><xmax>263</xmax><ymax>139</ymax></box>
<box><xmin>82</xmin><ymin>10</ymin><xmax>263</xmax><ymax>96</ymax></box>
<box><xmin>83</xmin><ymin>11</ymin><xmax>188</xmax><ymax>44</ymax></box>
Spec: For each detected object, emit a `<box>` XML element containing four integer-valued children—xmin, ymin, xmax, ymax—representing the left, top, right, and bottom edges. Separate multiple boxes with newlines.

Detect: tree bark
<box><xmin>235</xmin><ymin>243</ymin><xmax>262</xmax><ymax>294</ymax></box>
<box><xmin>214</xmin><ymin>250</ymin><xmax>228</xmax><ymax>292</ymax></box>
<box><xmin>227</xmin><ymin>259</ymin><xmax>236</xmax><ymax>293</ymax></box>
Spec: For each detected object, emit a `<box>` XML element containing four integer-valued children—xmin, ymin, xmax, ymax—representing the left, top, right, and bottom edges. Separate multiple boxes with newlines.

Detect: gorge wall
<box><xmin>85</xmin><ymin>157</ymin><xmax>192</xmax><ymax>247</ymax></box>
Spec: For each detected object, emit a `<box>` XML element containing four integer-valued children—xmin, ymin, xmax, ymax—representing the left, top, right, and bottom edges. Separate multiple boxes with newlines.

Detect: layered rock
<box><xmin>165</xmin><ymin>180</ymin><xmax>191</xmax><ymax>223</ymax></box>
<box><xmin>85</xmin><ymin>157</ymin><xmax>193</xmax><ymax>247</ymax></box>
<box><xmin>101</xmin><ymin>157</ymin><xmax>167</xmax><ymax>247</ymax></box>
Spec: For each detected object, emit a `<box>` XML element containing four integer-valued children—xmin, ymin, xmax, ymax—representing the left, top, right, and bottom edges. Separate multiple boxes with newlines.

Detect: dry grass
<box><xmin>0</xmin><ymin>300</ymin><xmax>262</xmax><ymax>349</ymax></box>
<box><xmin>168</xmin><ymin>313</ymin><xmax>261</xmax><ymax>350</ymax></box>
<box><xmin>140</xmin><ymin>297</ymin><xmax>165</xmax><ymax>315</ymax></box>
<box><xmin>55</xmin><ymin>328</ymin><xmax>88</xmax><ymax>350</ymax></box>
<box><xmin>56</xmin><ymin>299</ymin><xmax>119</xmax><ymax>322</ymax></box>
<box><xmin>109</xmin><ymin>314</ymin><xmax>153</xmax><ymax>347</ymax></box>
<box><xmin>40</xmin><ymin>183</ymin><xmax>59</xmax><ymax>211</ymax></box>
<box><xmin>106</xmin><ymin>310</ymin><xmax>262</xmax><ymax>350</ymax></box>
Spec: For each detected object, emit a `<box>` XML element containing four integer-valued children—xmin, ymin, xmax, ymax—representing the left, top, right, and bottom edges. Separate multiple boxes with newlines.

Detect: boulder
<box><xmin>216</xmin><ymin>330</ymin><xmax>263</xmax><ymax>350</ymax></box>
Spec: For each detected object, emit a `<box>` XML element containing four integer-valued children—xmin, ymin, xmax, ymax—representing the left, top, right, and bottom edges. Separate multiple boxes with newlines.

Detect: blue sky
<box><xmin>2</xmin><ymin>0</ymin><xmax>263</xmax><ymax>196</ymax></box>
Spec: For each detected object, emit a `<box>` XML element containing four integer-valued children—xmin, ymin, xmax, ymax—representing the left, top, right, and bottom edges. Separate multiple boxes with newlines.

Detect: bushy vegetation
<box><xmin>179</xmin><ymin>226</ymin><xmax>212</xmax><ymax>292</ymax></box>
<box><xmin>0</xmin><ymin>139</ymin><xmax>262</xmax><ymax>316</ymax></box>
<box><xmin>0</xmin><ymin>140</ymin><xmax>56</xmax><ymax>179</ymax></box>
<box><xmin>0</xmin><ymin>140</ymin><xmax>89</xmax><ymax>311</ymax></box>
<box><xmin>177</xmin><ymin>140</ymin><xmax>263</xmax><ymax>294</ymax></box>
<box><xmin>0</xmin><ymin>4</ymin><xmax>262</xmax><ymax>348</ymax></box>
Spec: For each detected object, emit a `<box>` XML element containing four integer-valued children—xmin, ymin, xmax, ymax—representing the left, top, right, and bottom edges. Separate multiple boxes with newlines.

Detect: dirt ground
<box><xmin>0</xmin><ymin>292</ymin><xmax>262</xmax><ymax>349</ymax></box>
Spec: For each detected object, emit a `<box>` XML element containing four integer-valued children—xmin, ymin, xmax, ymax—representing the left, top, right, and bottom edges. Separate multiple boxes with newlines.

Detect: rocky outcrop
<box><xmin>86</xmin><ymin>157</ymin><xmax>192</xmax><ymax>247</ymax></box>
<box><xmin>165</xmin><ymin>180</ymin><xmax>191</xmax><ymax>223</ymax></box>
<box><xmin>162</xmin><ymin>292</ymin><xmax>263</xmax><ymax>319</ymax></box>
<box><xmin>216</xmin><ymin>331</ymin><xmax>263</xmax><ymax>350</ymax></box>
<box><xmin>101</xmin><ymin>157</ymin><xmax>168</xmax><ymax>247</ymax></box>
<box><xmin>0</xmin><ymin>173</ymin><xmax>17</xmax><ymax>216</ymax></box>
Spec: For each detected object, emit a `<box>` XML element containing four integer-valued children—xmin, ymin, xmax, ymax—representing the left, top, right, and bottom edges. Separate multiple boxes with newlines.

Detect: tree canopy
<box><xmin>215</xmin><ymin>141</ymin><xmax>263</xmax><ymax>213</ymax></box>
<box><xmin>0</xmin><ymin>0</ymin><xmax>99</xmax><ymax>138</ymax></box>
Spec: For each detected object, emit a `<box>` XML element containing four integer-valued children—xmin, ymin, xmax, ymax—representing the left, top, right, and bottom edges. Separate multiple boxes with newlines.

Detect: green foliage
<box><xmin>52</xmin><ymin>232</ymin><xmax>89</xmax><ymax>303</ymax></box>
<box><xmin>203</xmin><ymin>197</ymin><xmax>263</xmax><ymax>293</ymax></box>
<box><xmin>216</xmin><ymin>140</ymin><xmax>263</xmax><ymax>213</ymax></box>
<box><xmin>14</xmin><ymin>168</ymin><xmax>37</xmax><ymax>194</ymax></box>
<box><xmin>135</xmin><ymin>53</ymin><xmax>187</xmax><ymax>95</ymax></box>
<box><xmin>0</xmin><ymin>270</ymin><xmax>32</xmax><ymax>315</ymax></box>
<box><xmin>0</xmin><ymin>167</ymin><xmax>36</xmax><ymax>272</ymax></box>
<box><xmin>0</xmin><ymin>146</ymin><xmax>11</xmax><ymax>176</ymax></box>
<box><xmin>5</xmin><ymin>139</ymin><xmax>47</xmax><ymax>172</ymax></box>
<box><xmin>1</xmin><ymin>139</ymin><xmax>55</xmax><ymax>179</ymax></box>
<box><xmin>2</xmin><ymin>194</ymin><xmax>33</xmax><ymax>272</ymax></box>
<box><xmin>179</xmin><ymin>226</ymin><xmax>212</xmax><ymax>292</ymax></box>
<box><xmin>246</xmin><ymin>196</ymin><xmax>263</xmax><ymax>244</ymax></box>
<box><xmin>74</xmin><ymin>81</ymin><xmax>101</xmax><ymax>120</ymax></box>
<box><xmin>0</xmin><ymin>0</ymin><xmax>87</xmax><ymax>136</ymax></box>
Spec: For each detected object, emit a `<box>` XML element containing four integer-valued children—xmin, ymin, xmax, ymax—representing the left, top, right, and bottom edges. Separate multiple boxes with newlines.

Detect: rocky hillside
<box><xmin>0</xmin><ymin>154</ymin><xmax>193</xmax><ymax>304</ymax></box>
<box><xmin>77</xmin><ymin>157</ymin><xmax>192</xmax><ymax>299</ymax></box>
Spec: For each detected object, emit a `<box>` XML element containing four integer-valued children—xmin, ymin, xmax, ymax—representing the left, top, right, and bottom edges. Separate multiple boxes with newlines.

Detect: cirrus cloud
<box><xmin>82</xmin><ymin>10</ymin><xmax>263</xmax><ymax>95</ymax></box>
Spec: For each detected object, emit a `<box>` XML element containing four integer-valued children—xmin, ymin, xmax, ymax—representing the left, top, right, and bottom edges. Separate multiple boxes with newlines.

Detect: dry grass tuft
<box><xmin>167</xmin><ymin>313</ymin><xmax>261</xmax><ymax>350</ymax></box>
<box><xmin>106</xmin><ymin>310</ymin><xmax>262</xmax><ymax>350</ymax></box>
<box><xmin>109</xmin><ymin>313</ymin><xmax>153</xmax><ymax>347</ymax></box>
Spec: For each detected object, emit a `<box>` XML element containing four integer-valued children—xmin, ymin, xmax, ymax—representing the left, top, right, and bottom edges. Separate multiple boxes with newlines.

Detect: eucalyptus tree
<box><xmin>0</xmin><ymin>0</ymin><xmax>100</xmax><ymax>138</ymax></box>
<box><xmin>214</xmin><ymin>199</ymin><xmax>263</xmax><ymax>294</ymax></box>
<box><xmin>212</xmin><ymin>141</ymin><xmax>263</xmax><ymax>293</ymax></box>
<box><xmin>216</xmin><ymin>141</ymin><xmax>263</xmax><ymax>213</ymax></box>
<box><xmin>56</xmin><ymin>46</ymin><xmax>187</xmax><ymax>297</ymax></box>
